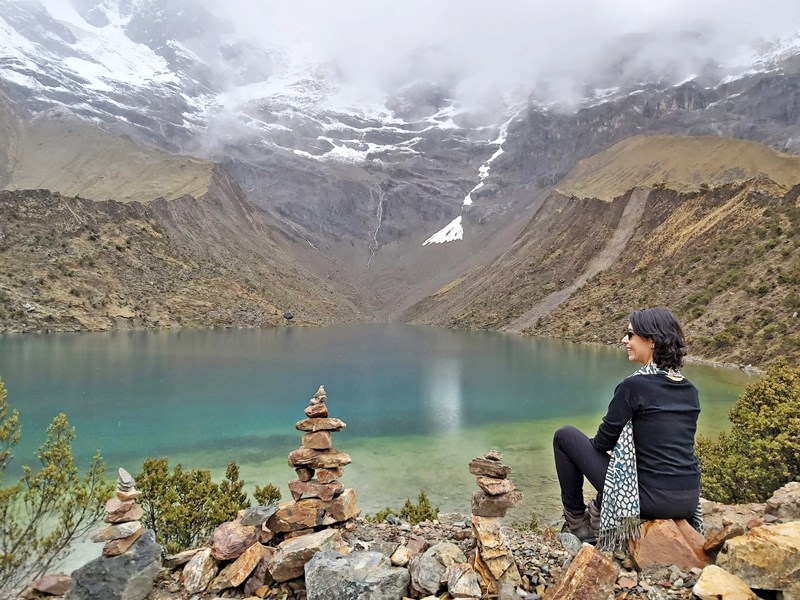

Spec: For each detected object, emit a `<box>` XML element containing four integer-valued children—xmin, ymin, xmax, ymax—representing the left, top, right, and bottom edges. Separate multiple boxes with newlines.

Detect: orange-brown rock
<box><xmin>295</xmin><ymin>417</ymin><xmax>346</xmax><ymax>432</ymax></box>
<box><xmin>288</xmin><ymin>478</ymin><xmax>344</xmax><ymax>501</ymax></box>
<box><xmin>476</xmin><ymin>476</ymin><xmax>516</xmax><ymax>496</ymax></box>
<box><xmin>471</xmin><ymin>515</ymin><xmax>522</xmax><ymax>593</ymax></box>
<box><xmin>468</xmin><ymin>457</ymin><xmax>511</xmax><ymax>479</ymax></box>
<box><xmin>304</xmin><ymin>403</ymin><xmax>329</xmax><ymax>418</ymax></box>
<box><xmin>543</xmin><ymin>544</ymin><xmax>619</xmax><ymax>600</ymax></box>
<box><xmin>244</xmin><ymin>547</ymin><xmax>276</xmax><ymax>596</ymax></box>
<box><xmin>316</xmin><ymin>467</ymin><xmax>344</xmax><ymax>483</ymax></box>
<box><xmin>288</xmin><ymin>447</ymin><xmax>351</xmax><ymax>469</ymax></box>
<box><xmin>32</xmin><ymin>573</ymin><xmax>72</xmax><ymax>595</ymax></box>
<box><xmin>295</xmin><ymin>467</ymin><xmax>314</xmax><ymax>482</ymax></box>
<box><xmin>267</xmin><ymin>488</ymin><xmax>359</xmax><ymax>533</ymax></box>
<box><xmin>692</xmin><ymin>565</ymin><xmax>756</xmax><ymax>600</ymax></box>
<box><xmin>472</xmin><ymin>490</ymin><xmax>523</xmax><ymax>517</ymax></box>
<box><xmin>629</xmin><ymin>519</ymin><xmax>708</xmax><ymax>571</ymax></box>
<box><xmin>302</xmin><ymin>431</ymin><xmax>332</xmax><ymax>450</ymax></box>
<box><xmin>103</xmin><ymin>497</ymin><xmax>136</xmax><ymax>522</ymax></box>
<box><xmin>104</xmin><ymin>503</ymin><xmax>144</xmax><ymax>524</ymax></box>
<box><xmin>704</xmin><ymin>523</ymin><xmax>745</xmax><ymax>554</ymax></box>
<box><xmin>208</xmin><ymin>542</ymin><xmax>266</xmax><ymax>592</ymax></box>
<box><xmin>102</xmin><ymin>527</ymin><xmax>144</xmax><ymax>557</ymax></box>
<box><xmin>210</xmin><ymin>519</ymin><xmax>259</xmax><ymax>561</ymax></box>
<box><xmin>116</xmin><ymin>488</ymin><xmax>142</xmax><ymax>502</ymax></box>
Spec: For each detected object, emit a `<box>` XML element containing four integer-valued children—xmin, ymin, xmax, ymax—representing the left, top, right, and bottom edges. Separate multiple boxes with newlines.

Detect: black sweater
<box><xmin>591</xmin><ymin>373</ymin><xmax>701</xmax><ymax>490</ymax></box>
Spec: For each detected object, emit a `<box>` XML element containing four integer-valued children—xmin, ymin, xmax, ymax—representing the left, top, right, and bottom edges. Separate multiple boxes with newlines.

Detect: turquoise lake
<box><xmin>0</xmin><ymin>324</ymin><xmax>752</xmax><ymax>523</ymax></box>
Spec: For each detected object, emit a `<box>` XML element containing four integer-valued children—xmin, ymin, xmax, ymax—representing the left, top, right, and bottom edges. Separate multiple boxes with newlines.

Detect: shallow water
<box><xmin>0</xmin><ymin>323</ymin><xmax>751</xmax><ymax>526</ymax></box>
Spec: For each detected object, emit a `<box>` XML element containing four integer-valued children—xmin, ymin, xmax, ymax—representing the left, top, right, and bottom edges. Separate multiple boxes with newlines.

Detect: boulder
<box><xmin>182</xmin><ymin>548</ymin><xmax>219</xmax><ymax>594</ymax></box>
<box><xmin>209</xmin><ymin>518</ymin><xmax>259</xmax><ymax>560</ymax></box>
<box><xmin>267</xmin><ymin>488</ymin><xmax>359</xmax><ymax>533</ymax></box>
<box><xmin>408</xmin><ymin>542</ymin><xmax>466</xmax><ymax>596</ymax></box>
<box><xmin>468</xmin><ymin>457</ymin><xmax>510</xmax><ymax>479</ymax></box>
<box><xmin>693</xmin><ymin>565</ymin><xmax>756</xmax><ymax>600</ymax></box>
<box><xmin>268</xmin><ymin>528</ymin><xmax>349</xmax><ymax>582</ymax></box>
<box><xmin>208</xmin><ymin>542</ymin><xmax>266</xmax><ymax>592</ymax></box>
<box><xmin>543</xmin><ymin>544</ymin><xmax>618</xmax><ymax>600</ymax></box>
<box><xmin>715</xmin><ymin>521</ymin><xmax>800</xmax><ymax>598</ymax></box>
<box><xmin>629</xmin><ymin>519</ymin><xmax>708</xmax><ymax>571</ymax></box>
<box><xmin>764</xmin><ymin>481</ymin><xmax>800</xmax><ymax>523</ymax></box>
<box><xmin>305</xmin><ymin>551</ymin><xmax>410</xmax><ymax>600</ymax></box>
<box><xmin>65</xmin><ymin>529</ymin><xmax>162</xmax><ymax>600</ymax></box>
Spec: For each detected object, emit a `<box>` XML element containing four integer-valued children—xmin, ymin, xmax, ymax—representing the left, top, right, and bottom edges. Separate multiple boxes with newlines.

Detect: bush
<box><xmin>364</xmin><ymin>491</ymin><xmax>439</xmax><ymax>525</ymax></box>
<box><xmin>0</xmin><ymin>378</ymin><xmax>113</xmax><ymax>600</ymax></box>
<box><xmin>253</xmin><ymin>482</ymin><xmax>281</xmax><ymax>506</ymax></box>
<box><xmin>136</xmin><ymin>458</ymin><xmax>252</xmax><ymax>554</ymax></box>
<box><xmin>697</xmin><ymin>363</ymin><xmax>800</xmax><ymax>503</ymax></box>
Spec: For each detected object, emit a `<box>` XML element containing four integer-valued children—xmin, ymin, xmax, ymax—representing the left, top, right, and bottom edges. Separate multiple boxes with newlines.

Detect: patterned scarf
<box><xmin>597</xmin><ymin>363</ymin><xmax>704</xmax><ymax>550</ymax></box>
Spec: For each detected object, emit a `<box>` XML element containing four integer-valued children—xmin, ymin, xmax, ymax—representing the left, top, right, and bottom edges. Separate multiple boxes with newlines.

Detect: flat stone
<box><xmin>704</xmin><ymin>523</ymin><xmax>745</xmax><ymax>554</ymax></box>
<box><xmin>210</xmin><ymin>519</ymin><xmax>259</xmax><ymax>561</ymax></box>
<box><xmin>117</xmin><ymin>467</ymin><xmax>135</xmax><ymax>490</ymax></box>
<box><xmin>629</xmin><ymin>519</ymin><xmax>708</xmax><ymax>571</ymax></box>
<box><xmin>32</xmin><ymin>573</ymin><xmax>72</xmax><ymax>595</ymax></box>
<box><xmin>302</xmin><ymin>431</ymin><xmax>333</xmax><ymax>450</ymax></box>
<box><xmin>267</xmin><ymin>488</ymin><xmax>359</xmax><ymax>533</ymax></box>
<box><xmin>268</xmin><ymin>529</ymin><xmax>349</xmax><ymax>582</ymax></box>
<box><xmin>243</xmin><ymin>547</ymin><xmax>275</xmax><ymax>597</ymax></box>
<box><xmin>104</xmin><ymin>497</ymin><xmax>134</xmax><ymax>518</ymax></box>
<box><xmin>295</xmin><ymin>466</ymin><xmax>315</xmax><ymax>482</ymax></box>
<box><xmin>471</xmin><ymin>490</ymin><xmax>523</xmax><ymax>517</ymax></box>
<box><xmin>288</xmin><ymin>447</ymin><xmax>351</xmax><ymax>469</ymax></box>
<box><xmin>543</xmin><ymin>544</ymin><xmax>618</xmax><ymax>600</ymax></box>
<box><xmin>476</xmin><ymin>476</ymin><xmax>516</xmax><ymax>496</ymax></box>
<box><xmin>163</xmin><ymin>548</ymin><xmax>202</xmax><ymax>569</ymax></box>
<box><xmin>693</xmin><ymin>565</ymin><xmax>756</xmax><ymax>600</ymax></box>
<box><xmin>241</xmin><ymin>504</ymin><xmax>279</xmax><ymax>527</ymax></box>
<box><xmin>471</xmin><ymin>515</ymin><xmax>522</xmax><ymax>591</ymax></box>
<box><xmin>209</xmin><ymin>542</ymin><xmax>266</xmax><ymax>591</ymax></box>
<box><xmin>183</xmin><ymin>548</ymin><xmax>219</xmax><ymax>594</ymax></box>
<box><xmin>295</xmin><ymin>417</ymin><xmax>346</xmax><ymax>432</ymax></box>
<box><xmin>316</xmin><ymin>467</ymin><xmax>344</xmax><ymax>483</ymax></box>
<box><xmin>103</xmin><ymin>528</ymin><xmax>144</xmax><ymax>557</ymax></box>
<box><xmin>91</xmin><ymin>520</ymin><xmax>143</xmax><ymax>542</ymax></box>
<box><xmin>468</xmin><ymin>457</ymin><xmax>511</xmax><ymax>479</ymax></box>
<box><xmin>304</xmin><ymin>403</ymin><xmax>329</xmax><ymax>418</ymax></box>
<box><xmin>288</xmin><ymin>478</ymin><xmax>344</xmax><ymax>501</ymax></box>
<box><xmin>305</xmin><ymin>551</ymin><xmax>410</xmax><ymax>600</ymax></box>
<box><xmin>116</xmin><ymin>488</ymin><xmax>142</xmax><ymax>502</ymax></box>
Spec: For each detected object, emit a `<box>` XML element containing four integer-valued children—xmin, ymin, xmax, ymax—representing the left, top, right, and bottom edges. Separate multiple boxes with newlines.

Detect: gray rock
<box><xmin>408</xmin><ymin>541</ymin><xmax>466</xmax><ymax>596</ymax></box>
<box><xmin>305</xmin><ymin>551</ymin><xmax>410</xmax><ymax>600</ymax></box>
<box><xmin>765</xmin><ymin>481</ymin><xmax>800</xmax><ymax>522</ymax></box>
<box><xmin>558</xmin><ymin>532</ymin><xmax>582</xmax><ymax>556</ymax></box>
<box><xmin>65</xmin><ymin>529</ymin><xmax>161</xmax><ymax>600</ymax></box>
<box><xmin>241</xmin><ymin>504</ymin><xmax>278</xmax><ymax>527</ymax></box>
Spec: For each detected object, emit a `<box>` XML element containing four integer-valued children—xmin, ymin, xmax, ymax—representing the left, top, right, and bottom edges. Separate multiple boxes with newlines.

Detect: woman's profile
<box><xmin>552</xmin><ymin>306</ymin><xmax>702</xmax><ymax>547</ymax></box>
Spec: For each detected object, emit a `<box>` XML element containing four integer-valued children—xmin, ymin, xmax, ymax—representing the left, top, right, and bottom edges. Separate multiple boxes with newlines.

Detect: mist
<box><xmin>203</xmin><ymin>0</ymin><xmax>800</xmax><ymax>107</ymax></box>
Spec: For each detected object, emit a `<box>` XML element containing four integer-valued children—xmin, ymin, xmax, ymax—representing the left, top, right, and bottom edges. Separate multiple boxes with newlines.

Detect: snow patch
<box><xmin>423</xmin><ymin>216</ymin><xmax>463</xmax><ymax>245</ymax></box>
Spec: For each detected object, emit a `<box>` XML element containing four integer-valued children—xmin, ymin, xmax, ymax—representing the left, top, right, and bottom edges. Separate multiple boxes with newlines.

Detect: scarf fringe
<box><xmin>598</xmin><ymin>516</ymin><xmax>640</xmax><ymax>551</ymax></box>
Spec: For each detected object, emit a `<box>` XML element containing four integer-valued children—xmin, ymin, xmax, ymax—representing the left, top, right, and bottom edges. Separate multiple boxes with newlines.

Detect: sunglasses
<box><xmin>624</xmin><ymin>328</ymin><xmax>635</xmax><ymax>340</ymax></box>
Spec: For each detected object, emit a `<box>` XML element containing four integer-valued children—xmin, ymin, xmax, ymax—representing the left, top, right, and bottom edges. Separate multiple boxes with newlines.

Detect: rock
<box><xmin>288</xmin><ymin>478</ymin><xmax>344</xmax><ymax>501</ymax></box>
<box><xmin>241</xmin><ymin>504</ymin><xmax>279</xmax><ymax>527</ymax></box>
<box><xmin>472</xmin><ymin>490</ymin><xmax>523</xmax><ymax>517</ymax></box>
<box><xmin>162</xmin><ymin>547</ymin><xmax>202</xmax><ymax>569</ymax></box>
<box><xmin>294</xmin><ymin>417</ymin><xmax>346</xmax><ymax>432</ymax></box>
<box><xmin>390</xmin><ymin>545</ymin><xmax>411</xmax><ymax>566</ymax></box>
<box><xmin>557</xmin><ymin>532</ymin><xmax>582</xmax><ymax>556</ymax></box>
<box><xmin>408</xmin><ymin>542</ymin><xmax>465</xmax><ymax>596</ymax></box>
<box><xmin>117</xmin><ymin>467</ymin><xmax>135</xmax><ymax>491</ymax></box>
<box><xmin>703</xmin><ymin>523</ymin><xmax>745</xmax><ymax>554</ymax></box>
<box><xmin>209</xmin><ymin>519</ymin><xmax>259</xmax><ymax>560</ymax></box>
<box><xmin>693</xmin><ymin>565</ymin><xmax>756</xmax><ymax>600</ymax></box>
<box><xmin>483</xmin><ymin>450</ymin><xmax>503</xmax><ymax>461</ymax></box>
<box><xmin>91</xmin><ymin>520</ymin><xmax>143</xmax><ymax>542</ymax></box>
<box><xmin>304</xmin><ymin>403</ymin><xmax>329</xmax><ymax>418</ymax></box>
<box><xmin>208</xmin><ymin>542</ymin><xmax>267</xmax><ymax>592</ymax></box>
<box><xmin>468</xmin><ymin>457</ymin><xmax>511</xmax><ymax>479</ymax></box>
<box><xmin>268</xmin><ymin>528</ymin><xmax>349</xmax><ymax>582</ymax></box>
<box><xmin>407</xmin><ymin>534</ymin><xmax>428</xmax><ymax>555</ymax></box>
<box><xmin>288</xmin><ymin>447</ymin><xmax>352</xmax><ymax>469</ymax></box>
<box><xmin>317</xmin><ymin>467</ymin><xmax>344</xmax><ymax>483</ymax></box>
<box><xmin>182</xmin><ymin>548</ymin><xmax>220</xmax><ymax>594</ymax></box>
<box><xmin>32</xmin><ymin>573</ymin><xmax>72</xmax><ymax>595</ymax></box>
<box><xmin>471</xmin><ymin>516</ymin><xmax>522</xmax><ymax>592</ymax></box>
<box><xmin>446</xmin><ymin>562</ymin><xmax>482</xmax><ymax>598</ymax></box>
<box><xmin>629</xmin><ymin>519</ymin><xmax>708</xmax><ymax>571</ymax></box>
<box><xmin>116</xmin><ymin>488</ymin><xmax>142</xmax><ymax>502</ymax></box>
<box><xmin>715</xmin><ymin>521</ymin><xmax>800</xmax><ymax>598</ymax></box>
<box><xmin>104</xmin><ymin>502</ymin><xmax>143</xmax><ymax>524</ymax></box>
<box><xmin>103</xmin><ymin>497</ymin><xmax>135</xmax><ymax>521</ymax></box>
<box><xmin>476</xmin><ymin>476</ymin><xmax>517</xmax><ymax>496</ymax></box>
<box><xmin>305</xmin><ymin>551</ymin><xmax>411</xmax><ymax>600</ymax></box>
<box><xmin>302</xmin><ymin>431</ymin><xmax>333</xmax><ymax>450</ymax></box>
<box><xmin>764</xmin><ymin>481</ymin><xmax>800</xmax><ymax>523</ymax></box>
<box><xmin>243</xmin><ymin>547</ymin><xmax>275</xmax><ymax>596</ymax></box>
<box><xmin>65</xmin><ymin>529</ymin><xmax>161</xmax><ymax>600</ymax></box>
<box><xmin>103</xmin><ymin>527</ymin><xmax>144</xmax><ymax>556</ymax></box>
<box><xmin>543</xmin><ymin>544</ymin><xmax>619</xmax><ymax>600</ymax></box>
<box><xmin>296</xmin><ymin>466</ymin><xmax>315</xmax><ymax>482</ymax></box>
<box><xmin>267</xmin><ymin>488</ymin><xmax>359</xmax><ymax>533</ymax></box>
<box><xmin>370</xmin><ymin>541</ymin><xmax>400</xmax><ymax>557</ymax></box>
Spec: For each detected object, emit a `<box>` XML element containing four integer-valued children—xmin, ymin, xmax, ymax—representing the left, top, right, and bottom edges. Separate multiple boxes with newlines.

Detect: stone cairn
<box><xmin>468</xmin><ymin>451</ymin><xmax>524</xmax><ymax>595</ymax></box>
<box><xmin>90</xmin><ymin>467</ymin><xmax>145</xmax><ymax>556</ymax></box>
<box><xmin>265</xmin><ymin>385</ymin><xmax>360</xmax><ymax>537</ymax></box>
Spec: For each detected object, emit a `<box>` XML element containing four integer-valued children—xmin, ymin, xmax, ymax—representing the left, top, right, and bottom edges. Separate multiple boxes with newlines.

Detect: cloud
<box><xmin>193</xmin><ymin>0</ymin><xmax>800</xmax><ymax>106</ymax></box>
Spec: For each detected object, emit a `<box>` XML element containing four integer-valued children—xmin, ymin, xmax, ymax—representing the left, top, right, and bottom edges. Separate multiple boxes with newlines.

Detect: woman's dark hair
<box><xmin>629</xmin><ymin>307</ymin><xmax>687</xmax><ymax>370</ymax></box>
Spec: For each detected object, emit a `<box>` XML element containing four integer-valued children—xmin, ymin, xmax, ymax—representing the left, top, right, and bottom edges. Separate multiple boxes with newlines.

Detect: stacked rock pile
<box><xmin>264</xmin><ymin>385</ymin><xmax>360</xmax><ymax>539</ymax></box>
<box><xmin>90</xmin><ymin>467</ymin><xmax>145</xmax><ymax>556</ymax></box>
<box><xmin>468</xmin><ymin>450</ymin><xmax>523</xmax><ymax>517</ymax></box>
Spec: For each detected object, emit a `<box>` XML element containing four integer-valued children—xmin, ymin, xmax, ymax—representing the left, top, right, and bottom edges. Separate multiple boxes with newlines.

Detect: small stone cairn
<box><xmin>265</xmin><ymin>385</ymin><xmax>360</xmax><ymax>537</ymax></box>
<box><xmin>90</xmin><ymin>467</ymin><xmax>145</xmax><ymax>556</ymax></box>
<box><xmin>469</xmin><ymin>450</ymin><xmax>522</xmax><ymax>517</ymax></box>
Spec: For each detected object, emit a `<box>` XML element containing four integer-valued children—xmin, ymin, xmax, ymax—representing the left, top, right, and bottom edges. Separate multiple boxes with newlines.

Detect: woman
<box><xmin>552</xmin><ymin>307</ymin><xmax>701</xmax><ymax>547</ymax></box>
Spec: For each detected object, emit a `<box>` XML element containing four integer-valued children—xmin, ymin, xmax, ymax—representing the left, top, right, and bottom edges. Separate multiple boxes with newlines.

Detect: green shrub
<box><xmin>364</xmin><ymin>491</ymin><xmax>439</xmax><ymax>525</ymax></box>
<box><xmin>253</xmin><ymin>482</ymin><xmax>282</xmax><ymax>506</ymax></box>
<box><xmin>136</xmin><ymin>458</ymin><xmax>252</xmax><ymax>554</ymax></box>
<box><xmin>697</xmin><ymin>363</ymin><xmax>800</xmax><ymax>503</ymax></box>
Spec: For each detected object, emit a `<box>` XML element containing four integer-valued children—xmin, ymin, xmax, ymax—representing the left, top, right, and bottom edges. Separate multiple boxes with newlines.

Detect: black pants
<box><xmin>553</xmin><ymin>425</ymin><xmax>699</xmax><ymax>519</ymax></box>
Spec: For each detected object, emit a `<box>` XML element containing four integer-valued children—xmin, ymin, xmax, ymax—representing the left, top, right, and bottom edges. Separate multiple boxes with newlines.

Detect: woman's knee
<box><xmin>553</xmin><ymin>425</ymin><xmax>581</xmax><ymax>449</ymax></box>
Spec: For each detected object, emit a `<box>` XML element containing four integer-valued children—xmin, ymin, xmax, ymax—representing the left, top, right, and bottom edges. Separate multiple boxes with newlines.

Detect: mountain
<box><xmin>1</xmin><ymin>0</ymin><xmax>800</xmax><ymax>364</ymax></box>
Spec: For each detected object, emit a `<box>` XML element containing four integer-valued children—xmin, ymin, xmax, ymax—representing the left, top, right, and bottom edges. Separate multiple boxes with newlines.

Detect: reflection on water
<box><xmin>0</xmin><ymin>324</ymin><xmax>752</xmax><ymax>522</ymax></box>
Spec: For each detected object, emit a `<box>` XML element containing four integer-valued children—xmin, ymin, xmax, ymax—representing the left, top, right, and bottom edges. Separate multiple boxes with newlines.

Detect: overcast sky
<box><xmin>203</xmin><ymin>0</ymin><xmax>800</xmax><ymax>105</ymax></box>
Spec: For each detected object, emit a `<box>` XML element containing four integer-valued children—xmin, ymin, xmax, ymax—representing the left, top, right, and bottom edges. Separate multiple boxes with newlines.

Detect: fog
<box><xmin>204</xmin><ymin>0</ymin><xmax>800</xmax><ymax>106</ymax></box>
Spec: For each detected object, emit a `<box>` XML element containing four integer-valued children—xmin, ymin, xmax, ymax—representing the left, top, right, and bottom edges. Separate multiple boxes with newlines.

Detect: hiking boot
<box><xmin>562</xmin><ymin>507</ymin><xmax>596</xmax><ymax>543</ymax></box>
<box><xmin>588</xmin><ymin>499</ymin><xmax>601</xmax><ymax>538</ymax></box>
